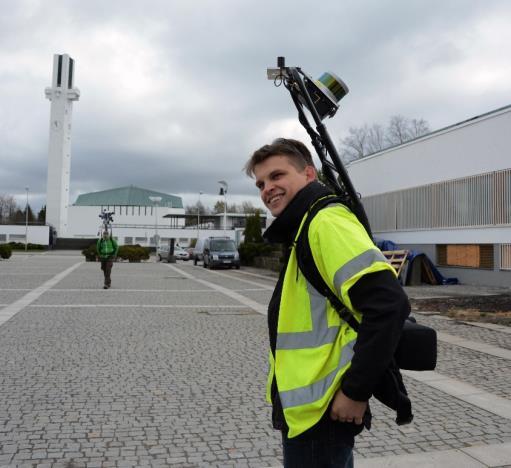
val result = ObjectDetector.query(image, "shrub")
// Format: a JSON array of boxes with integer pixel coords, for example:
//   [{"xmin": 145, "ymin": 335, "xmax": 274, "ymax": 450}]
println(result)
[
  {"xmin": 0, "ymin": 244, "xmax": 12, "ymax": 259},
  {"xmin": 243, "ymin": 212, "xmax": 263, "ymax": 243},
  {"xmin": 81, "ymin": 243, "xmax": 98, "ymax": 261},
  {"xmin": 118, "ymin": 244, "xmax": 150, "ymax": 262},
  {"xmin": 238, "ymin": 242, "xmax": 273, "ymax": 266},
  {"xmin": 8, "ymin": 242, "xmax": 45, "ymax": 251}
]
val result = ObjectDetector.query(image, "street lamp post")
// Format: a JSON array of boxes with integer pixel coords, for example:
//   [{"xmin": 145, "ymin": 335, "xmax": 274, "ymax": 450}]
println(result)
[
  {"xmin": 197, "ymin": 191, "xmax": 203, "ymax": 241},
  {"xmin": 25, "ymin": 187, "xmax": 29, "ymax": 251},
  {"xmin": 218, "ymin": 181, "xmax": 228, "ymax": 235},
  {"xmin": 149, "ymin": 196, "xmax": 162, "ymax": 261}
]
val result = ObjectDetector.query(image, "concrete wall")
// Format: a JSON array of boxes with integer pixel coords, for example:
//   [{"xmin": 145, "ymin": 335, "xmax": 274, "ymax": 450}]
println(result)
[
  {"xmin": 347, "ymin": 106, "xmax": 511, "ymax": 196},
  {"xmin": 0, "ymin": 225, "xmax": 50, "ymax": 245}
]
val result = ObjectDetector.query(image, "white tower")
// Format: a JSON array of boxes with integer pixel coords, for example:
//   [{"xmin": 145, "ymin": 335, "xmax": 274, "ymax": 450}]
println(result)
[{"xmin": 44, "ymin": 54, "xmax": 80, "ymax": 237}]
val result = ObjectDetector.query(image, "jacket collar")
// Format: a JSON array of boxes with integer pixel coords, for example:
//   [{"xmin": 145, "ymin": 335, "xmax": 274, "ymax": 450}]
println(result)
[{"xmin": 263, "ymin": 181, "xmax": 333, "ymax": 244}]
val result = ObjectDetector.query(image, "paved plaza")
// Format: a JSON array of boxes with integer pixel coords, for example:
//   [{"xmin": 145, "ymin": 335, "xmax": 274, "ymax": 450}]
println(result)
[{"xmin": 1, "ymin": 251, "xmax": 511, "ymax": 467}]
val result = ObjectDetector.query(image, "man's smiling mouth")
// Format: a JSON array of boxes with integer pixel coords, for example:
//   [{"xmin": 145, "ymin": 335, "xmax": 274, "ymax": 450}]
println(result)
[{"xmin": 267, "ymin": 194, "xmax": 284, "ymax": 205}]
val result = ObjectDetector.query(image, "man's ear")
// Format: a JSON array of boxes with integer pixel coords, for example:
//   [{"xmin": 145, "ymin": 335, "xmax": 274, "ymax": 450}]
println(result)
[{"xmin": 305, "ymin": 165, "xmax": 317, "ymax": 182}]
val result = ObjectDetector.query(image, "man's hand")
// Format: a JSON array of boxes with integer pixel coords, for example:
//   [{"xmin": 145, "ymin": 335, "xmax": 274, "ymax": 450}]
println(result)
[{"xmin": 330, "ymin": 389, "xmax": 367, "ymax": 425}]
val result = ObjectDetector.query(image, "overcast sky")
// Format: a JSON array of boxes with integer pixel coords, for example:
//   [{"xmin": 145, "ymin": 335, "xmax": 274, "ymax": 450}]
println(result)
[{"xmin": 1, "ymin": 0, "xmax": 510, "ymax": 213}]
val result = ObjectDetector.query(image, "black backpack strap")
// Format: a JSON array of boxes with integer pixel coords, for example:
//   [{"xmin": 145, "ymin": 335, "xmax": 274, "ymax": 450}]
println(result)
[{"xmin": 295, "ymin": 196, "xmax": 360, "ymax": 332}]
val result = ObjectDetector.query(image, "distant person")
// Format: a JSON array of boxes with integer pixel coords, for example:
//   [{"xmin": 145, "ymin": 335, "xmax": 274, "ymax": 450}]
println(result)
[
  {"xmin": 96, "ymin": 230, "xmax": 118, "ymax": 289},
  {"xmin": 245, "ymin": 138, "xmax": 410, "ymax": 468}
]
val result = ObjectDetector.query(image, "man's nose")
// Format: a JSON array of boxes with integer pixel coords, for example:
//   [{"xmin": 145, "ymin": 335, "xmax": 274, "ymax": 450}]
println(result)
[{"xmin": 261, "ymin": 182, "xmax": 274, "ymax": 199}]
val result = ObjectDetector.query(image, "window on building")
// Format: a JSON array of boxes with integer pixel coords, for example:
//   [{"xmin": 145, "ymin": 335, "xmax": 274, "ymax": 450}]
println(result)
[
  {"xmin": 124, "ymin": 237, "xmax": 133, "ymax": 245},
  {"xmin": 437, "ymin": 244, "xmax": 494, "ymax": 269}
]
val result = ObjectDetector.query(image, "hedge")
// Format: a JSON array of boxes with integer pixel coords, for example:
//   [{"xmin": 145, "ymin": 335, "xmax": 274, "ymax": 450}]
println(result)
[
  {"xmin": 0, "ymin": 244, "xmax": 12, "ymax": 259},
  {"xmin": 81, "ymin": 243, "xmax": 150, "ymax": 262},
  {"xmin": 118, "ymin": 245, "xmax": 150, "ymax": 262},
  {"xmin": 238, "ymin": 242, "xmax": 274, "ymax": 266},
  {"xmin": 8, "ymin": 242, "xmax": 45, "ymax": 250}
]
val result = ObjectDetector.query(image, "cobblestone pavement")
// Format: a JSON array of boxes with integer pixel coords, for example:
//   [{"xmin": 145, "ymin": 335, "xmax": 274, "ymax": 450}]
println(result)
[{"xmin": 0, "ymin": 252, "xmax": 510, "ymax": 467}]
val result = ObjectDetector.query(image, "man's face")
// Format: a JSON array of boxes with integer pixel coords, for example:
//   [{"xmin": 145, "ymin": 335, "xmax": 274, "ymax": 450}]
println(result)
[
  {"xmin": 253, "ymin": 155, "xmax": 316, "ymax": 217},
  {"xmin": 102, "ymin": 232, "xmax": 109, "ymax": 239}
]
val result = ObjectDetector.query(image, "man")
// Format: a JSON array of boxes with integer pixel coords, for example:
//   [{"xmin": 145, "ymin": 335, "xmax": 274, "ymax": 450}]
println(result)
[
  {"xmin": 245, "ymin": 138, "xmax": 410, "ymax": 467},
  {"xmin": 96, "ymin": 230, "xmax": 118, "ymax": 289}
]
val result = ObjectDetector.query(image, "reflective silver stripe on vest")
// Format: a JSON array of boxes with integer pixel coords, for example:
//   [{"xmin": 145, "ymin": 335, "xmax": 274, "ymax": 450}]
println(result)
[
  {"xmin": 276, "ymin": 280, "xmax": 340, "ymax": 350},
  {"xmin": 279, "ymin": 339, "xmax": 355, "ymax": 409},
  {"xmin": 333, "ymin": 249, "xmax": 387, "ymax": 294}
]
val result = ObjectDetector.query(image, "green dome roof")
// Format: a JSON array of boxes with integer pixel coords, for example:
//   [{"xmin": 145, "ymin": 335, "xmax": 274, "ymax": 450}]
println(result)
[{"xmin": 74, "ymin": 185, "xmax": 183, "ymax": 208}]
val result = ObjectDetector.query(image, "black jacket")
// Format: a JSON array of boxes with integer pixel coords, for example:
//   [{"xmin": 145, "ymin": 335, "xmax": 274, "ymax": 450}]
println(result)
[{"xmin": 264, "ymin": 181, "xmax": 410, "ymax": 435}]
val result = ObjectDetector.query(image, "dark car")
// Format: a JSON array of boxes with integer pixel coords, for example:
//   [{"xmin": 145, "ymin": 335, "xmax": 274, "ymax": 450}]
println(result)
[{"xmin": 202, "ymin": 237, "xmax": 240, "ymax": 269}]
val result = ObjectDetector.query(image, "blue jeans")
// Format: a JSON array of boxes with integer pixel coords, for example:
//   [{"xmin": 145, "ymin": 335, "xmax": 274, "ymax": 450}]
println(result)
[{"xmin": 282, "ymin": 428, "xmax": 354, "ymax": 468}]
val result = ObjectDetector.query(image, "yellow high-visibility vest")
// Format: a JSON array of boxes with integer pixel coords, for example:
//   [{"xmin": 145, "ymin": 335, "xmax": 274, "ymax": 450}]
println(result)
[{"xmin": 266, "ymin": 201, "xmax": 395, "ymax": 438}]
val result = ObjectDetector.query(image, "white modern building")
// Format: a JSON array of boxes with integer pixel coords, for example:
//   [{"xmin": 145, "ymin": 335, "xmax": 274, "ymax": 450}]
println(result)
[
  {"xmin": 67, "ymin": 185, "xmax": 265, "ymax": 247},
  {"xmin": 347, "ymin": 104, "xmax": 511, "ymax": 286}
]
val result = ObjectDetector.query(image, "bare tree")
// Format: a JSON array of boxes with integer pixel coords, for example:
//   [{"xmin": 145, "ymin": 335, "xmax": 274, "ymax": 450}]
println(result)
[
  {"xmin": 386, "ymin": 115, "xmax": 411, "ymax": 146},
  {"xmin": 185, "ymin": 201, "xmax": 208, "ymax": 215},
  {"xmin": 241, "ymin": 201, "xmax": 259, "ymax": 214},
  {"xmin": 366, "ymin": 123, "xmax": 386, "ymax": 154},
  {"xmin": 0, "ymin": 194, "xmax": 18, "ymax": 223},
  {"xmin": 340, "ymin": 125, "xmax": 369, "ymax": 163},
  {"xmin": 339, "ymin": 115, "xmax": 431, "ymax": 162},
  {"xmin": 409, "ymin": 118, "xmax": 430, "ymax": 138}
]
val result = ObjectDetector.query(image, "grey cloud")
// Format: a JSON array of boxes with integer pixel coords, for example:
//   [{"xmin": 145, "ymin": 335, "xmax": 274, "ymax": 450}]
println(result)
[{"xmin": 1, "ymin": 0, "xmax": 510, "ymax": 214}]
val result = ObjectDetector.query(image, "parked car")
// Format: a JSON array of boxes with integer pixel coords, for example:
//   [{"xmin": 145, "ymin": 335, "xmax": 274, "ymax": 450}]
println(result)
[
  {"xmin": 202, "ymin": 237, "xmax": 240, "ymax": 269},
  {"xmin": 157, "ymin": 244, "xmax": 170, "ymax": 261},
  {"xmin": 174, "ymin": 246, "xmax": 190, "ymax": 261},
  {"xmin": 157, "ymin": 244, "xmax": 190, "ymax": 261},
  {"xmin": 193, "ymin": 239, "xmax": 204, "ymax": 265}
]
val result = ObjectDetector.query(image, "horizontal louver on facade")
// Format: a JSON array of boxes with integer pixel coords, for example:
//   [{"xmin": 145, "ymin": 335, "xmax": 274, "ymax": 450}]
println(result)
[{"xmin": 362, "ymin": 168, "xmax": 511, "ymax": 231}]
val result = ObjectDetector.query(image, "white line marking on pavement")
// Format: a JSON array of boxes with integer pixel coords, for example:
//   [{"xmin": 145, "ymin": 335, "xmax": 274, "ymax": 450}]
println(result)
[
  {"xmin": 356, "ymin": 441, "xmax": 511, "ymax": 468},
  {"xmin": 231, "ymin": 269, "xmax": 278, "ymax": 281},
  {"xmin": 263, "ymin": 441, "xmax": 511, "ymax": 468},
  {"xmin": 461, "ymin": 321, "xmax": 511, "ymax": 334},
  {"xmin": 403, "ymin": 370, "xmax": 511, "ymax": 420},
  {"xmin": 0, "ymin": 261, "xmax": 83, "ymax": 326},
  {"xmin": 28, "ymin": 304, "xmax": 251, "ymax": 309},
  {"xmin": 38, "ymin": 288, "xmax": 219, "ymax": 293},
  {"xmin": 165, "ymin": 264, "xmax": 268, "ymax": 315},
  {"xmin": 191, "ymin": 266, "xmax": 275, "ymax": 290},
  {"xmin": 438, "ymin": 332, "xmax": 511, "ymax": 360}
]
